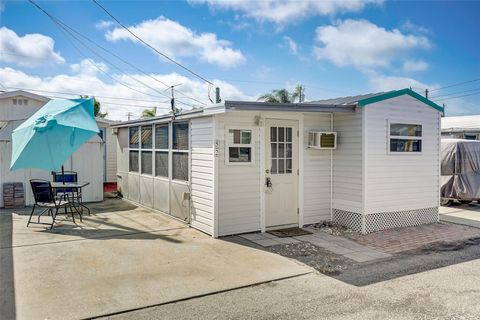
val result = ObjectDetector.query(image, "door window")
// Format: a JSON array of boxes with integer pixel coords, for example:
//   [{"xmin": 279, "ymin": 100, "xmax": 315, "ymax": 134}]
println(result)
[{"xmin": 270, "ymin": 127, "xmax": 293, "ymax": 174}]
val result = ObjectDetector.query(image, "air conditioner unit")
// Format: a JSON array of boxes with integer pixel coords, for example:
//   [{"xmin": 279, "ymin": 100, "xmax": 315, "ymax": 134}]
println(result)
[{"xmin": 307, "ymin": 131, "xmax": 337, "ymax": 149}]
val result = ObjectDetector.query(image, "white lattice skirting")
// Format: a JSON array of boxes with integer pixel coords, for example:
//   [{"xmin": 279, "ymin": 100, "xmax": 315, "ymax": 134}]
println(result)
[{"xmin": 333, "ymin": 207, "xmax": 439, "ymax": 234}]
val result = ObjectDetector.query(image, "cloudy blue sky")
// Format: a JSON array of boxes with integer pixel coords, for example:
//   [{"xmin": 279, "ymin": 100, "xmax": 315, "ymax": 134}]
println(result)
[{"xmin": 0, "ymin": 0, "xmax": 479, "ymax": 119}]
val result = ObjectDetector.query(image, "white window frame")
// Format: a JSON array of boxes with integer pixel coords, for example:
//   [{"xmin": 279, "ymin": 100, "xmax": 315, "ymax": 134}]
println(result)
[
  {"xmin": 140, "ymin": 125, "xmax": 153, "ymax": 176},
  {"xmin": 225, "ymin": 126, "xmax": 255, "ymax": 165},
  {"xmin": 387, "ymin": 120, "xmax": 423, "ymax": 155},
  {"xmin": 128, "ymin": 126, "xmax": 140, "ymax": 173},
  {"xmin": 171, "ymin": 121, "xmax": 190, "ymax": 182}
]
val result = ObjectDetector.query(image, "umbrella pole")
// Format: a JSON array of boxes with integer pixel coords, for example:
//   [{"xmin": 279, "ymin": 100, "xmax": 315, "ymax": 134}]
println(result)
[{"xmin": 62, "ymin": 165, "xmax": 65, "ymax": 185}]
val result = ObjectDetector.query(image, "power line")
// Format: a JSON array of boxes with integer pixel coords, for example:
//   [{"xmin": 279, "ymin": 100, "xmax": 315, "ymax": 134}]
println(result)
[
  {"xmin": 431, "ymin": 87, "xmax": 480, "ymax": 99},
  {"xmin": 434, "ymin": 91, "xmax": 480, "ymax": 102},
  {"xmin": 92, "ymin": 0, "xmax": 215, "ymax": 87},
  {"xmin": 24, "ymin": 92, "xmax": 173, "ymax": 110},
  {"xmin": 28, "ymin": 0, "xmax": 196, "ymax": 109},
  {"xmin": 49, "ymin": 18, "xmax": 207, "ymax": 106},
  {"xmin": 5, "ymin": 86, "xmax": 171, "ymax": 104},
  {"xmin": 430, "ymin": 77, "xmax": 480, "ymax": 92}
]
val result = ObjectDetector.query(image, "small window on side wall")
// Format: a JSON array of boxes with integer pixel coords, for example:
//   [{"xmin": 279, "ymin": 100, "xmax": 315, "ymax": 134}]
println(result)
[
  {"xmin": 227, "ymin": 129, "xmax": 254, "ymax": 164},
  {"xmin": 389, "ymin": 123, "xmax": 422, "ymax": 153}
]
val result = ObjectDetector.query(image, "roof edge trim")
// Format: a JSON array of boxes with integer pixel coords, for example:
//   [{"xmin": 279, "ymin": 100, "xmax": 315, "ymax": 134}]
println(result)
[{"xmin": 357, "ymin": 88, "xmax": 444, "ymax": 113}]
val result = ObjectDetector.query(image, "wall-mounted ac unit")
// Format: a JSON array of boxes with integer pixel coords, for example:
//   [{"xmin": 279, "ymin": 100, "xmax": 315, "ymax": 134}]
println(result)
[{"xmin": 308, "ymin": 131, "xmax": 337, "ymax": 149}]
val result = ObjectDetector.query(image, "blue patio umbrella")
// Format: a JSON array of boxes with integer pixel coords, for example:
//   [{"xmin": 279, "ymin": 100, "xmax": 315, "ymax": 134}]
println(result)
[{"xmin": 10, "ymin": 98, "xmax": 99, "ymax": 173}]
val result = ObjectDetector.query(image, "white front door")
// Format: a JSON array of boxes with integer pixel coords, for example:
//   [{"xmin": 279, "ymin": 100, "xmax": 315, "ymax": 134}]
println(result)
[{"xmin": 265, "ymin": 119, "xmax": 298, "ymax": 228}]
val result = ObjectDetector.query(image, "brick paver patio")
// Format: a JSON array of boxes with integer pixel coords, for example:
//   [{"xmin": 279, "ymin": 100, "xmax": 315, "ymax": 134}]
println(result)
[{"xmin": 349, "ymin": 222, "xmax": 480, "ymax": 254}]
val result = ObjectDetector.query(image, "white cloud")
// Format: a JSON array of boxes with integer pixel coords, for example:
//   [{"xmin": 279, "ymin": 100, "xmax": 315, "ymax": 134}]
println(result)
[
  {"xmin": 95, "ymin": 20, "xmax": 114, "ymax": 30},
  {"xmin": 314, "ymin": 19, "xmax": 431, "ymax": 69},
  {"xmin": 366, "ymin": 72, "xmax": 436, "ymax": 93},
  {"xmin": 190, "ymin": 0, "xmax": 383, "ymax": 25},
  {"xmin": 283, "ymin": 36, "xmax": 298, "ymax": 55},
  {"xmin": 70, "ymin": 59, "xmax": 109, "ymax": 76},
  {"xmin": 105, "ymin": 16, "xmax": 245, "ymax": 68},
  {"xmin": 0, "ymin": 65, "xmax": 252, "ymax": 120},
  {"xmin": 403, "ymin": 59, "xmax": 429, "ymax": 72},
  {"xmin": 401, "ymin": 20, "xmax": 430, "ymax": 34},
  {"xmin": 0, "ymin": 27, "xmax": 65, "ymax": 67}
]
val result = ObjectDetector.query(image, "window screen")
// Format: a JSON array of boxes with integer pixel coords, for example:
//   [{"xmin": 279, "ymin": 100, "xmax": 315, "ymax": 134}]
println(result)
[
  {"xmin": 129, "ymin": 150, "xmax": 139, "ymax": 172},
  {"xmin": 129, "ymin": 127, "xmax": 139, "ymax": 148},
  {"xmin": 141, "ymin": 151, "xmax": 152, "ymax": 175},
  {"xmin": 155, "ymin": 124, "xmax": 169, "ymax": 149},
  {"xmin": 390, "ymin": 139, "xmax": 422, "ymax": 152},
  {"xmin": 141, "ymin": 126, "xmax": 152, "ymax": 149},
  {"xmin": 390, "ymin": 124, "xmax": 422, "ymax": 137},
  {"xmin": 173, "ymin": 122, "xmax": 189, "ymax": 150},
  {"xmin": 155, "ymin": 151, "xmax": 168, "ymax": 177},
  {"xmin": 172, "ymin": 152, "xmax": 188, "ymax": 181}
]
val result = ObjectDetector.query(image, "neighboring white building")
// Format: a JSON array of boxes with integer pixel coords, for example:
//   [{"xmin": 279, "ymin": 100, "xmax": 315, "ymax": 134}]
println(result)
[
  {"xmin": 0, "ymin": 90, "xmax": 106, "ymax": 207},
  {"xmin": 114, "ymin": 88, "xmax": 443, "ymax": 236},
  {"xmin": 441, "ymin": 115, "xmax": 480, "ymax": 140},
  {"xmin": 96, "ymin": 117, "xmax": 119, "ymax": 183}
]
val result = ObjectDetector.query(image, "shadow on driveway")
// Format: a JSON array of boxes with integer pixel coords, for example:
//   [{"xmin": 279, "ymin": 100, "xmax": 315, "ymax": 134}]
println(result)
[{"xmin": 0, "ymin": 212, "xmax": 15, "ymax": 320}]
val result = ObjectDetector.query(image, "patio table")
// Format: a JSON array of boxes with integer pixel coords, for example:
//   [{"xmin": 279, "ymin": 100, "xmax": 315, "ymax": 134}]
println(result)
[{"xmin": 51, "ymin": 181, "xmax": 91, "ymax": 215}]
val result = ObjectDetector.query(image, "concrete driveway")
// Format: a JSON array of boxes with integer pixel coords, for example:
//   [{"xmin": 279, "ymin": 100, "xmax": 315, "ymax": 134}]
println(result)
[
  {"xmin": 440, "ymin": 202, "xmax": 480, "ymax": 228},
  {"xmin": 0, "ymin": 198, "xmax": 311, "ymax": 320}
]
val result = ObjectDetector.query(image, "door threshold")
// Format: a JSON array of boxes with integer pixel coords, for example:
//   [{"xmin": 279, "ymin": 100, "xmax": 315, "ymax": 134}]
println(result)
[{"xmin": 265, "ymin": 223, "xmax": 299, "ymax": 231}]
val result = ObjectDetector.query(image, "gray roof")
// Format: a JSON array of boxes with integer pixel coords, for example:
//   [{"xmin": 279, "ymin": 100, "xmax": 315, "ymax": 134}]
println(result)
[
  {"xmin": 309, "ymin": 91, "xmax": 385, "ymax": 105},
  {"xmin": 442, "ymin": 115, "xmax": 480, "ymax": 132}
]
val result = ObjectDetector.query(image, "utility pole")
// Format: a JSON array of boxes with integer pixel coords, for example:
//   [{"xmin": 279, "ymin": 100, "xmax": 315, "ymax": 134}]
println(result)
[
  {"xmin": 166, "ymin": 83, "xmax": 182, "ymax": 120},
  {"xmin": 425, "ymin": 88, "xmax": 429, "ymax": 99},
  {"xmin": 126, "ymin": 112, "xmax": 133, "ymax": 121},
  {"xmin": 215, "ymin": 87, "xmax": 221, "ymax": 103}
]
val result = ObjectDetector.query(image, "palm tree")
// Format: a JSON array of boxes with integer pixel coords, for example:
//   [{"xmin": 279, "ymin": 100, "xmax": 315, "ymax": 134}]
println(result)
[
  {"xmin": 80, "ymin": 95, "xmax": 107, "ymax": 118},
  {"xmin": 257, "ymin": 85, "xmax": 305, "ymax": 103},
  {"xmin": 142, "ymin": 107, "xmax": 157, "ymax": 118}
]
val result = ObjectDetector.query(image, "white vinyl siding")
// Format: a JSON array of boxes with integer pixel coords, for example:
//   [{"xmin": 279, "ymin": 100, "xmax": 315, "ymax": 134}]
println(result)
[
  {"xmin": 364, "ymin": 95, "xmax": 440, "ymax": 213},
  {"xmin": 216, "ymin": 112, "xmax": 261, "ymax": 236},
  {"xmin": 302, "ymin": 113, "xmax": 332, "ymax": 224},
  {"xmin": 332, "ymin": 109, "xmax": 364, "ymax": 213},
  {"xmin": 190, "ymin": 116, "xmax": 215, "ymax": 235}
]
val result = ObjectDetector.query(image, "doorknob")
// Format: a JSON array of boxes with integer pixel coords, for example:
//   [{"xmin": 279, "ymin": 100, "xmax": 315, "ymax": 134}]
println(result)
[{"xmin": 265, "ymin": 177, "xmax": 272, "ymax": 188}]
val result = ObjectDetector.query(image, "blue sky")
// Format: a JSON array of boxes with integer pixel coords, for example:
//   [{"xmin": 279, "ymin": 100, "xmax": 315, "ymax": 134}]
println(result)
[{"xmin": 0, "ymin": 0, "xmax": 479, "ymax": 119}]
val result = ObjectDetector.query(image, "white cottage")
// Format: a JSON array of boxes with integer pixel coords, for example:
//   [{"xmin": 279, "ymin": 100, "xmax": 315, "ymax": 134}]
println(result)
[
  {"xmin": 114, "ymin": 88, "xmax": 443, "ymax": 236},
  {"xmin": 0, "ymin": 90, "xmax": 104, "ymax": 207}
]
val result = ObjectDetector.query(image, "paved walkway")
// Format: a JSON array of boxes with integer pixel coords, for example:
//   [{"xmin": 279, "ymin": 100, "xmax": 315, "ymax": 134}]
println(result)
[
  {"xmin": 350, "ymin": 222, "xmax": 480, "ymax": 253},
  {"xmin": 239, "ymin": 228, "xmax": 390, "ymax": 262}
]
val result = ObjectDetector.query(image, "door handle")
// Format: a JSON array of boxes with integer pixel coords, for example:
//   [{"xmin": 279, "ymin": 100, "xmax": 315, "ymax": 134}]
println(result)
[
  {"xmin": 265, "ymin": 177, "xmax": 272, "ymax": 188},
  {"xmin": 265, "ymin": 169, "xmax": 270, "ymax": 174}
]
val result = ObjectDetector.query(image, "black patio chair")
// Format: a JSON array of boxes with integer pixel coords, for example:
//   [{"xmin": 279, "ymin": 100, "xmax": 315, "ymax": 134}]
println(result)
[{"xmin": 29, "ymin": 179, "xmax": 79, "ymax": 229}]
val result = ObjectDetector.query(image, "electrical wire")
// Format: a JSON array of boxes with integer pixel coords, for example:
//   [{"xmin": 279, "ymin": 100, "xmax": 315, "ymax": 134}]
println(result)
[
  {"xmin": 92, "ymin": 0, "xmax": 215, "ymax": 87},
  {"xmin": 431, "ymin": 87, "xmax": 480, "ymax": 99},
  {"xmin": 434, "ymin": 91, "xmax": 480, "ymax": 102},
  {"xmin": 49, "ymin": 18, "xmax": 207, "ymax": 106},
  {"xmin": 429, "ymin": 77, "xmax": 480, "ymax": 92},
  {"xmin": 22, "ymin": 92, "xmax": 173, "ymax": 110},
  {"xmin": 28, "ymin": 0, "xmax": 196, "ymax": 109},
  {"xmin": 5, "ymin": 86, "xmax": 172, "ymax": 104}
]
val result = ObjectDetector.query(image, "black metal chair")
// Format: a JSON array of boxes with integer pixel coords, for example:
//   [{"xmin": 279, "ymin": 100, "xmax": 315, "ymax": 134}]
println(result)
[{"xmin": 29, "ymin": 179, "xmax": 78, "ymax": 229}]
